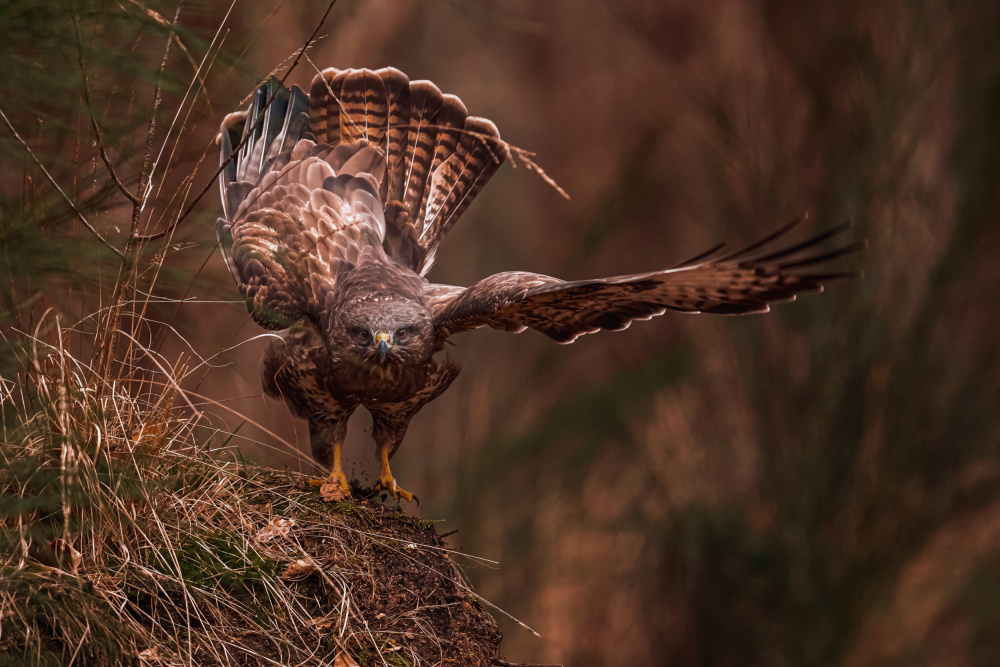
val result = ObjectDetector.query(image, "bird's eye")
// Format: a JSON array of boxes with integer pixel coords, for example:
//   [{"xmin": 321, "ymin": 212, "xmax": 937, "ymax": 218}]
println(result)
[
  {"xmin": 357, "ymin": 329, "xmax": 371, "ymax": 341},
  {"xmin": 395, "ymin": 327, "xmax": 408, "ymax": 341}
]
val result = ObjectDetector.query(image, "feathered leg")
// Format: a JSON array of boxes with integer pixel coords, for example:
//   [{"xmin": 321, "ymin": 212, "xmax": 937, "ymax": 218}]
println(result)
[
  {"xmin": 310, "ymin": 420, "xmax": 352, "ymax": 501},
  {"xmin": 370, "ymin": 414, "xmax": 416, "ymax": 503}
]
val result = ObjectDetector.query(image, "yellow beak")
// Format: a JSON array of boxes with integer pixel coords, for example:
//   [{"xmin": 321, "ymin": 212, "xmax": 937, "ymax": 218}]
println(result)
[{"xmin": 375, "ymin": 331, "xmax": 391, "ymax": 360}]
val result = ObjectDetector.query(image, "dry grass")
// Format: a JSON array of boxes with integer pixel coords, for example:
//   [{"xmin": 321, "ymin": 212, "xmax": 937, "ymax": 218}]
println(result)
[
  {"xmin": 0, "ymin": 324, "xmax": 504, "ymax": 667},
  {"xmin": 0, "ymin": 4, "xmax": 542, "ymax": 664}
]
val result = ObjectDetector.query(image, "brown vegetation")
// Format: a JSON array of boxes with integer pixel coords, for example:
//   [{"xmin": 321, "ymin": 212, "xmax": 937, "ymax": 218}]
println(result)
[
  {"xmin": 0, "ymin": 336, "xmax": 504, "ymax": 665},
  {"xmin": 2, "ymin": 1, "xmax": 999, "ymax": 665}
]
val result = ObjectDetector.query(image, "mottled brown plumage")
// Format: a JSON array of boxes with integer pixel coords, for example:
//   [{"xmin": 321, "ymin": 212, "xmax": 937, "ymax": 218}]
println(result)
[{"xmin": 216, "ymin": 67, "xmax": 860, "ymax": 501}]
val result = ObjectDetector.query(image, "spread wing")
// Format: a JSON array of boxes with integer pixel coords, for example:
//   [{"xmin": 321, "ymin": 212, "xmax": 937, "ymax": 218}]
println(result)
[
  {"xmin": 432, "ymin": 218, "xmax": 863, "ymax": 343},
  {"xmin": 217, "ymin": 79, "xmax": 388, "ymax": 329},
  {"xmin": 217, "ymin": 71, "xmax": 509, "ymax": 329}
]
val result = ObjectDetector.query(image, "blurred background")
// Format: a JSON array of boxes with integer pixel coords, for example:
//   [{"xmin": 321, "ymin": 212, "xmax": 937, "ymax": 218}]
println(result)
[{"xmin": 3, "ymin": 0, "xmax": 1000, "ymax": 665}]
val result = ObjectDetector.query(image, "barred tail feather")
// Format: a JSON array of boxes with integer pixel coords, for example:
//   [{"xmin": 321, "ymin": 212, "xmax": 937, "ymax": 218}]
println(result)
[
  {"xmin": 307, "ymin": 67, "xmax": 509, "ymax": 274},
  {"xmin": 417, "ymin": 116, "xmax": 509, "ymax": 270},
  {"xmin": 219, "ymin": 69, "xmax": 509, "ymax": 282},
  {"xmin": 380, "ymin": 67, "xmax": 412, "ymax": 205}
]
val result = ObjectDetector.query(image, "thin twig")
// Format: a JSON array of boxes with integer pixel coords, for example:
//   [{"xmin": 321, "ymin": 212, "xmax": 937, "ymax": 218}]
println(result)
[
  {"xmin": 133, "ymin": 2, "xmax": 183, "ymax": 228},
  {"xmin": 0, "ymin": 106, "xmax": 124, "ymax": 258},
  {"xmin": 123, "ymin": 0, "xmax": 210, "ymax": 101},
  {"xmin": 96, "ymin": 2, "xmax": 183, "ymax": 379},
  {"xmin": 494, "ymin": 660, "xmax": 563, "ymax": 667},
  {"xmin": 134, "ymin": 0, "xmax": 339, "ymax": 243},
  {"xmin": 139, "ymin": 0, "xmax": 288, "ymax": 244},
  {"xmin": 73, "ymin": 13, "xmax": 141, "ymax": 206},
  {"xmin": 142, "ymin": 3, "xmax": 234, "ymax": 229}
]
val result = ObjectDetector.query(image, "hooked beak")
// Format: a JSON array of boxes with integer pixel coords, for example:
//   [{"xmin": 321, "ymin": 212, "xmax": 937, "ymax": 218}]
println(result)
[{"xmin": 375, "ymin": 331, "xmax": 391, "ymax": 361}]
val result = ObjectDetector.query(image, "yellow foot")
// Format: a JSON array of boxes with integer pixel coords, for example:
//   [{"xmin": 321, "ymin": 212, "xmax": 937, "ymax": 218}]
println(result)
[
  {"xmin": 374, "ymin": 474, "xmax": 416, "ymax": 503},
  {"xmin": 315, "ymin": 468, "xmax": 352, "ymax": 502}
]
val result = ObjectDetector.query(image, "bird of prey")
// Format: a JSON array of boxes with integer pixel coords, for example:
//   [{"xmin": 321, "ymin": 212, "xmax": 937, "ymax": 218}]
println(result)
[{"xmin": 216, "ymin": 67, "xmax": 859, "ymax": 502}]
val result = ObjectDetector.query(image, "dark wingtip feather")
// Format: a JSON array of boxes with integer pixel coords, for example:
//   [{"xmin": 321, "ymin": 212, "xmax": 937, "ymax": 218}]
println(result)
[
  {"xmin": 717, "ymin": 212, "xmax": 809, "ymax": 262},
  {"xmin": 741, "ymin": 219, "xmax": 855, "ymax": 266},
  {"xmin": 786, "ymin": 269, "xmax": 863, "ymax": 284},
  {"xmin": 670, "ymin": 241, "xmax": 726, "ymax": 269},
  {"xmin": 778, "ymin": 240, "xmax": 867, "ymax": 270}
]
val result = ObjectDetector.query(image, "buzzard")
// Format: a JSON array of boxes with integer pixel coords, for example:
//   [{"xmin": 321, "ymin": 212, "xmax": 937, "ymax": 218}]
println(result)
[{"xmin": 216, "ymin": 67, "xmax": 859, "ymax": 502}]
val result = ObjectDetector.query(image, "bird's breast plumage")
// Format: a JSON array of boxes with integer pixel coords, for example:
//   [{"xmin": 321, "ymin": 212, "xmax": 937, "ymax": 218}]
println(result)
[{"xmin": 260, "ymin": 321, "xmax": 457, "ymax": 425}]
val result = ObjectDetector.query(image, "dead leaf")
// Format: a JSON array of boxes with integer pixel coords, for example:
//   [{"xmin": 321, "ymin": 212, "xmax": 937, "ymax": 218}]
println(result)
[
  {"xmin": 307, "ymin": 617, "xmax": 334, "ymax": 630},
  {"xmin": 320, "ymin": 480, "xmax": 350, "ymax": 502},
  {"xmin": 256, "ymin": 517, "xmax": 295, "ymax": 543},
  {"xmin": 281, "ymin": 558, "xmax": 320, "ymax": 579},
  {"xmin": 138, "ymin": 647, "xmax": 159, "ymax": 662},
  {"xmin": 333, "ymin": 651, "xmax": 360, "ymax": 667},
  {"xmin": 49, "ymin": 538, "xmax": 82, "ymax": 574}
]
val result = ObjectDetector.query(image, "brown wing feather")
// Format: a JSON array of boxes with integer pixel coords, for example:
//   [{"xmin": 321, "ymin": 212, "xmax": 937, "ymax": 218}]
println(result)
[
  {"xmin": 432, "ymin": 220, "xmax": 863, "ymax": 343},
  {"xmin": 218, "ymin": 70, "xmax": 510, "ymax": 328},
  {"xmin": 218, "ymin": 78, "xmax": 385, "ymax": 330}
]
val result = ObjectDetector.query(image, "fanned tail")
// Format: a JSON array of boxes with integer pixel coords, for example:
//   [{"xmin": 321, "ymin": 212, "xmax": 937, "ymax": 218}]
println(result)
[
  {"xmin": 216, "ymin": 68, "xmax": 509, "ymax": 289},
  {"xmin": 309, "ymin": 67, "xmax": 509, "ymax": 275}
]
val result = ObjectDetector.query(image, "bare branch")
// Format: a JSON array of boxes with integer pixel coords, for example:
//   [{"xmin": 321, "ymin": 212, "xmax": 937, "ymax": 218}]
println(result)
[
  {"xmin": 96, "ymin": 2, "xmax": 183, "ymax": 379},
  {"xmin": 134, "ymin": 0, "xmax": 339, "ymax": 243},
  {"xmin": 73, "ymin": 13, "xmax": 141, "ymax": 206},
  {"xmin": 142, "ymin": 2, "xmax": 235, "ymax": 221},
  {"xmin": 132, "ymin": 1, "xmax": 183, "ymax": 237},
  {"xmin": 0, "ymin": 106, "xmax": 124, "ymax": 259}
]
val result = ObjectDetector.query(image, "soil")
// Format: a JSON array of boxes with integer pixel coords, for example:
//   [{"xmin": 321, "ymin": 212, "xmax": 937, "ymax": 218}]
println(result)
[{"xmin": 249, "ymin": 475, "xmax": 503, "ymax": 666}]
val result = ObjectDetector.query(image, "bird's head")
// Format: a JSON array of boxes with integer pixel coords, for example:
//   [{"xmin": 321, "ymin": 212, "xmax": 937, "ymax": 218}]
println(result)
[{"xmin": 325, "ymin": 293, "xmax": 435, "ymax": 370}]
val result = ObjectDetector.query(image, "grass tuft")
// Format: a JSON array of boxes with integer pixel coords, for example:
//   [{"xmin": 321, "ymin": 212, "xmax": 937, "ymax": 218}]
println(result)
[{"xmin": 0, "ymin": 332, "xmax": 502, "ymax": 666}]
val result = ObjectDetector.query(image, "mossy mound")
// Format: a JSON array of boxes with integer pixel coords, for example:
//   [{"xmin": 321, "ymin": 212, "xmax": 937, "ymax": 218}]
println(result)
[
  {"xmin": 1, "ymin": 466, "xmax": 503, "ymax": 666},
  {"xmin": 0, "ymin": 352, "xmax": 501, "ymax": 666}
]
